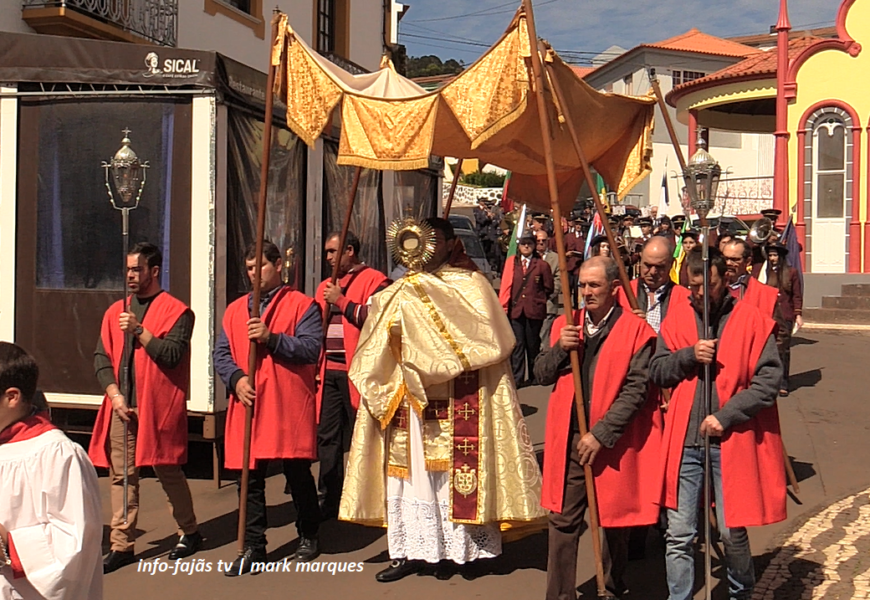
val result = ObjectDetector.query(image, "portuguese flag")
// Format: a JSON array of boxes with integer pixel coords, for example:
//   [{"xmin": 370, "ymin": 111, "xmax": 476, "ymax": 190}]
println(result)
[{"xmin": 498, "ymin": 204, "xmax": 527, "ymax": 312}]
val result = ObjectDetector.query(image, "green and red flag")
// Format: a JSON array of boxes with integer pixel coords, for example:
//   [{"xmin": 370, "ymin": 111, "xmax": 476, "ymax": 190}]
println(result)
[{"xmin": 498, "ymin": 203, "xmax": 527, "ymax": 311}]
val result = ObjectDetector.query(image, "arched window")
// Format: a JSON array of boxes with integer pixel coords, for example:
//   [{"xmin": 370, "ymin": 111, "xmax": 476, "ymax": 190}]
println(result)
[
  {"xmin": 814, "ymin": 116, "xmax": 847, "ymax": 219},
  {"xmin": 802, "ymin": 107, "xmax": 855, "ymax": 273}
]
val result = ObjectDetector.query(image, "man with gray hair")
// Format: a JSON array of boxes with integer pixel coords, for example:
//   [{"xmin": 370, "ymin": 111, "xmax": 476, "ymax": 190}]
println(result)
[{"xmin": 535, "ymin": 256, "xmax": 662, "ymax": 599}]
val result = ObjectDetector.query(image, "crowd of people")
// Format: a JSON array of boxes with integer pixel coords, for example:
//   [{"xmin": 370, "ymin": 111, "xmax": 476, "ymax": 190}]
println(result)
[{"xmin": 0, "ymin": 205, "xmax": 801, "ymax": 600}]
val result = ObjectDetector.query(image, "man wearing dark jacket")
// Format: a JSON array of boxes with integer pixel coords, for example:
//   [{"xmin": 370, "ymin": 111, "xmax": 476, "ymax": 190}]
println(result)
[
  {"xmin": 509, "ymin": 233, "xmax": 554, "ymax": 386},
  {"xmin": 753, "ymin": 243, "xmax": 803, "ymax": 396}
]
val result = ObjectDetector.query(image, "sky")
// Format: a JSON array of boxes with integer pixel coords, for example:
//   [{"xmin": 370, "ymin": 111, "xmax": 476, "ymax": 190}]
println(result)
[{"xmin": 398, "ymin": 0, "xmax": 837, "ymax": 66}]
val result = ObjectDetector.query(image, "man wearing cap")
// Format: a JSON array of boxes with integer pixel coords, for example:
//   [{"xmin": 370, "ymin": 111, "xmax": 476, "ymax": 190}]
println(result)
[
  {"xmin": 565, "ymin": 214, "xmax": 586, "ymax": 309},
  {"xmin": 474, "ymin": 198, "xmax": 498, "ymax": 268},
  {"xmin": 752, "ymin": 243, "xmax": 802, "ymax": 397},
  {"xmin": 508, "ymin": 233, "xmax": 554, "ymax": 386}
]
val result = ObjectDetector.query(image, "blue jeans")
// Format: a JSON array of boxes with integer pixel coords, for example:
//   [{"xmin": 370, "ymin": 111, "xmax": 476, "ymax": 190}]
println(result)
[{"xmin": 665, "ymin": 446, "xmax": 755, "ymax": 600}]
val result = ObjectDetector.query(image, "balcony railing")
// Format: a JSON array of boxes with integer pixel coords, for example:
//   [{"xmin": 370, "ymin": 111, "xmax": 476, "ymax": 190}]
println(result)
[{"xmin": 23, "ymin": 0, "xmax": 178, "ymax": 47}]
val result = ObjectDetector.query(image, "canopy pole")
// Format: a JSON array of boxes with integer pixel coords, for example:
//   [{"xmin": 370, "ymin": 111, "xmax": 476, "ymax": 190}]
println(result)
[
  {"xmin": 522, "ymin": 1, "xmax": 607, "ymax": 596},
  {"xmin": 649, "ymin": 77, "xmax": 705, "ymax": 229},
  {"xmin": 239, "ymin": 12, "xmax": 281, "ymax": 557},
  {"xmin": 442, "ymin": 158, "xmax": 464, "ymax": 218},
  {"xmin": 543, "ymin": 58, "xmax": 639, "ymax": 311},
  {"xmin": 321, "ymin": 166, "xmax": 363, "ymax": 341}
]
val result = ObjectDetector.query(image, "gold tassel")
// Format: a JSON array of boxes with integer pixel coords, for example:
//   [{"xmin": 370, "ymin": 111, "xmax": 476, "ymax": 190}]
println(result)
[
  {"xmin": 426, "ymin": 459, "xmax": 451, "ymax": 472},
  {"xmin": 387, "ymin": 465, "xmax": 409, "ymax": 480}
]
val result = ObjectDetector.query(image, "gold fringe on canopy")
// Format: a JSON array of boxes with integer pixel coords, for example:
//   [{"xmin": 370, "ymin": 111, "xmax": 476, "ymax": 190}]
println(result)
[{"xmin": 269, "ymin": 5, "xmax": 656, "ymax": 213}]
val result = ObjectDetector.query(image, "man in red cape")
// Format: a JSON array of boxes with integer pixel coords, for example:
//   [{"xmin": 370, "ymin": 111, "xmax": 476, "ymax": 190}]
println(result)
[
  {"xmin": 723, "ymin": 239, "xmax": 779, "ymax": 317},
  {"xmin": 535, "ymin": 256, "xmax": 661, "ymax": 600},
  {"xmin": 90, "ymin": 242, "xmax": 200, "ymax": 573},
  {"xmin": 315, "ymin": 230, "xmax": 389, "ymax": 519},
  {"xmin": 215, "ymin": 240, "xmax": 323, "ymax": 576},
  {"xmin": 650, "ymin": 247, "xmax": 785, "ymax": 600}
]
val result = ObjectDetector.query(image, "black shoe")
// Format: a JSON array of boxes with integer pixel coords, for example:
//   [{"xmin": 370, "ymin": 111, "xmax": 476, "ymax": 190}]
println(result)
[
  {"xmin": 434, "ymin": 560, "xmax": 458, "ymax": 580},
  {"xmin": 779, "ymin": 389, "xmax": 789, "ymax": 397},
  {"xmin": 224, "ymin": 546, "xmax": 267, "ymax": 577},
  {"xmin": 103, "ymin": 550, "xmax": 135, "ymax": 574},
  {"xmin": 293, "ymin": 535, "xmax": 320, "ymax": 562},
  {"xmin": 375, "ymin": 558, "xmax": 424, "ymax": 582},
  {"xmin": 168, "ymin": 531, "xmax": 203, "ymax": 560}
]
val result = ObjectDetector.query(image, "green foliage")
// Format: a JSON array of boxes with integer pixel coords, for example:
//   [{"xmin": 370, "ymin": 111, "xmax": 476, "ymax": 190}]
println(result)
[
  {"xmin": 461, "ymin": 170, "xmax": 506, "ymax": 188},
  {"xmin": 406, "ymin": 55, "xmax": 464, "ymax": 78}
]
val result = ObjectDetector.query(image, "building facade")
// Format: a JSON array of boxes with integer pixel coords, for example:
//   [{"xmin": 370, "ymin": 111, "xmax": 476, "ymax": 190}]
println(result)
[
  {"xmin": 0, "ymin": 0, "xmax": 427, "ymax": 440},
  {"xmin": 583, "ymin": 29, "xmax": 775, "ymax": 217},
  {"xmin": 668, "ymin": 0, "xmax": 870, "ymax": 276}
]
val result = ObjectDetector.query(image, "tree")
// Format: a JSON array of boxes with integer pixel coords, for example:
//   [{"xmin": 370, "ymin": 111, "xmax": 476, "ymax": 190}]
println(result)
[{"xmin": 406, "ymin": 55, "xmax": 465, "ymax": 79}]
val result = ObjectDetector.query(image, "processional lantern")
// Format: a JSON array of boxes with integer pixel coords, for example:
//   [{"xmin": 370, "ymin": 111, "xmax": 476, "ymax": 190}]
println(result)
[
  {"xmin": 103, "ymin": 128, "xmax": 149, "ymax": 210},
  {"xmin": 684, "ymin": 133, "xmax": 721, "ymax": 219},
  {"xmin": 100, "ymin": 127, "xmax": 149, "ymax": 526}
]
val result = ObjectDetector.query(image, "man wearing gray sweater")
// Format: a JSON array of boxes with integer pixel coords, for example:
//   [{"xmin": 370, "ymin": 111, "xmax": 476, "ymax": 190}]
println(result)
[{"xmin": 650, "ymin": 247, "xmax": 786, "ymax": 600}]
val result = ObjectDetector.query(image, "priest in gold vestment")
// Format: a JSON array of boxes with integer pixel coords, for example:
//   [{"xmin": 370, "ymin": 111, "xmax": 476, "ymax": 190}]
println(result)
[{"xmin": 339, "ymin": 217, "xmax": 545, "ymax": 582}]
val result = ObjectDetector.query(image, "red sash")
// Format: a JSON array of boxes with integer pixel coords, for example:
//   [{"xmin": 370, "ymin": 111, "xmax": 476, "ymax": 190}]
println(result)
[
  {"xmin": 541, "ymin": 310, "xmax": 662, "ymax": 527},
  {"xmin": 88, "ymin": 293, "xmax": 191, "ymax": 468},
  {"xmin": 659, "ymin": 294, "xmax": 786, "ymax": 527},
  {"xmin": 223, "ymin": 287, "xmax": 318, "ymax": 469},
  {"xmin": 744, "ymin": 277, "xmax": 779, "ymax": 318}
]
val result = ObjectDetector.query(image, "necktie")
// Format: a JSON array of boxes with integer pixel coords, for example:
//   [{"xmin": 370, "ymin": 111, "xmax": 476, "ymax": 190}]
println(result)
[{"xmin": 522, "ymin": 258, "xmax": 529, "ymax": 274}]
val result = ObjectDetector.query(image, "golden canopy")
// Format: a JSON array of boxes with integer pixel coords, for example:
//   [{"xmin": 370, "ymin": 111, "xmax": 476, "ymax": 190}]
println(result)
[{"xmin": 271, "ymin": 7, "xmax": 655, "ymax": 212}]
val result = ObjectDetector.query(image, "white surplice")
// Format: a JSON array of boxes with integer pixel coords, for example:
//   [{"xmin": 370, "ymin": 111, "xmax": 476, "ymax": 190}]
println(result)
[
  {"xmin": 386, "ymin": 410, "xmax": 501, "ymax": 564},
  {"xmin": 1, "ymin": 429, "xmax": 103, "ymax": 600}
]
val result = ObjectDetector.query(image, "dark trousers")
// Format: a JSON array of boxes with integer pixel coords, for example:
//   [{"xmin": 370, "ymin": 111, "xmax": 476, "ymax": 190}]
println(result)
[
  {"xmin": 317, "ymin": 369, "xmax": 356, "ymax": 515},
  {"xmin": 569, "ymin": 271, "xmax": 580, "ymax": 310},
  {"xmin": 780, "ymin": 320, "xmax": 793, "ymax": 391},
  {"xmin": 547, "ymin": 432, "xmax": 629, "ymax": 600},
  {"xmin": 511, "ymin": 314, "xmax": 543, "ymax": 384},
  {"xmin": 237, "ymin": 459, "xmax": 321, "ymax": 550}
]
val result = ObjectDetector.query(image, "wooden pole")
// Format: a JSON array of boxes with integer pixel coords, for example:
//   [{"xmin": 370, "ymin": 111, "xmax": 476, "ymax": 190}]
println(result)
[
  {"xmin": 649, "ymin": 77, "xmax": 707, "ymax": 229},
  {"xmin": 543, "ymin": 58, "xmax": 639, "ymax": 311},
  {"xmin": 239, "ymin": 14, "xmax": 280, "ymax": 556},
  {"xmin": 442, "ymin": 158, "xmax": 464, "ymax": 218},
  {"xmin": 321, "ymin": 166, "xmax": 363, "ymax": 339},
  {"xmin": 521, "ymin": 1, "xmax": 606, "ymax": 596}
]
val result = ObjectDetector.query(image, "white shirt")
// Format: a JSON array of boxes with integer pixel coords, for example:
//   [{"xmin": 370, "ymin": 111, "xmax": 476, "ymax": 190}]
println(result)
[{"xmin": 0, "ymin": 428, "xmax": 103, "ymax": 600}]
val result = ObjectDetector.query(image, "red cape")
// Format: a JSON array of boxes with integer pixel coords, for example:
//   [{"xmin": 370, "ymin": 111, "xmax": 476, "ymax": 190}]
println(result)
[
  {"xmin": 744, "ymin": 276, "xmax": 779, "ymax": 318},
  {"xmin": 223, "ymin": 287, "xmax": 318, "ymax": 469},
  {"xmin": 659, "ymin": 294, "xmax": 786, "ymax": 528},
  {"xmin": 315, "ymin": 265, "xmax": 389, "ymax": 415},
  {"xmin": 542, "ymin": 309, "xmax": 663, "ymax": 527},
  {"xmin": 89, "ymin": 293, "xmax": 191, "ymax": 468}
]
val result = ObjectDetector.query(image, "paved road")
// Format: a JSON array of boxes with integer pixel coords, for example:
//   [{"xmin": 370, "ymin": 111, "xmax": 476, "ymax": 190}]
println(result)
[{"xmin": 91, "ymin": 330, "xmax": 870, "ymax": 600}]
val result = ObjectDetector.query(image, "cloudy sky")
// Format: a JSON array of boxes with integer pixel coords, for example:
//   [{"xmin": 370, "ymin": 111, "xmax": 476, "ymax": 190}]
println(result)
[{"xmin": 399, "ymin": 0, "xmax": 837, "ymax": 65}]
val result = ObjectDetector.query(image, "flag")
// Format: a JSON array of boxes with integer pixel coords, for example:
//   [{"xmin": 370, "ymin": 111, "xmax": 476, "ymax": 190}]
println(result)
[
  {"xmin": 670, "ymin": 217, "xmax": 689, "ymax": 284},
  {"xmin": 500, "ymin": 171, "xmax": 514, "ymax": 213},
  {"xmin": 498, "ymin": 204, "xmax": 527, "ymax": 311},
  {"xmin": 595, "ymin": 173, "xmax": 608, "ymax": 211},
  {"xmin": 780, "ymin": 214, "xmax": 804, "ymax": 290},
  {"xmin": 658, "ymin": 157, "xmax": 670, "ymax": 217},
  {"xmin": 584, "ymin": 211, "xmax": 605, "ymax": 260}
]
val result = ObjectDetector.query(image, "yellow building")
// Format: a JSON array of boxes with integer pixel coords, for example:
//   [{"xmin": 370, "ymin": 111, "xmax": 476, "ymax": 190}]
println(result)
[{"xmin": 668, "ymin": 0, "xmax": 869, "ymax": 277}]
